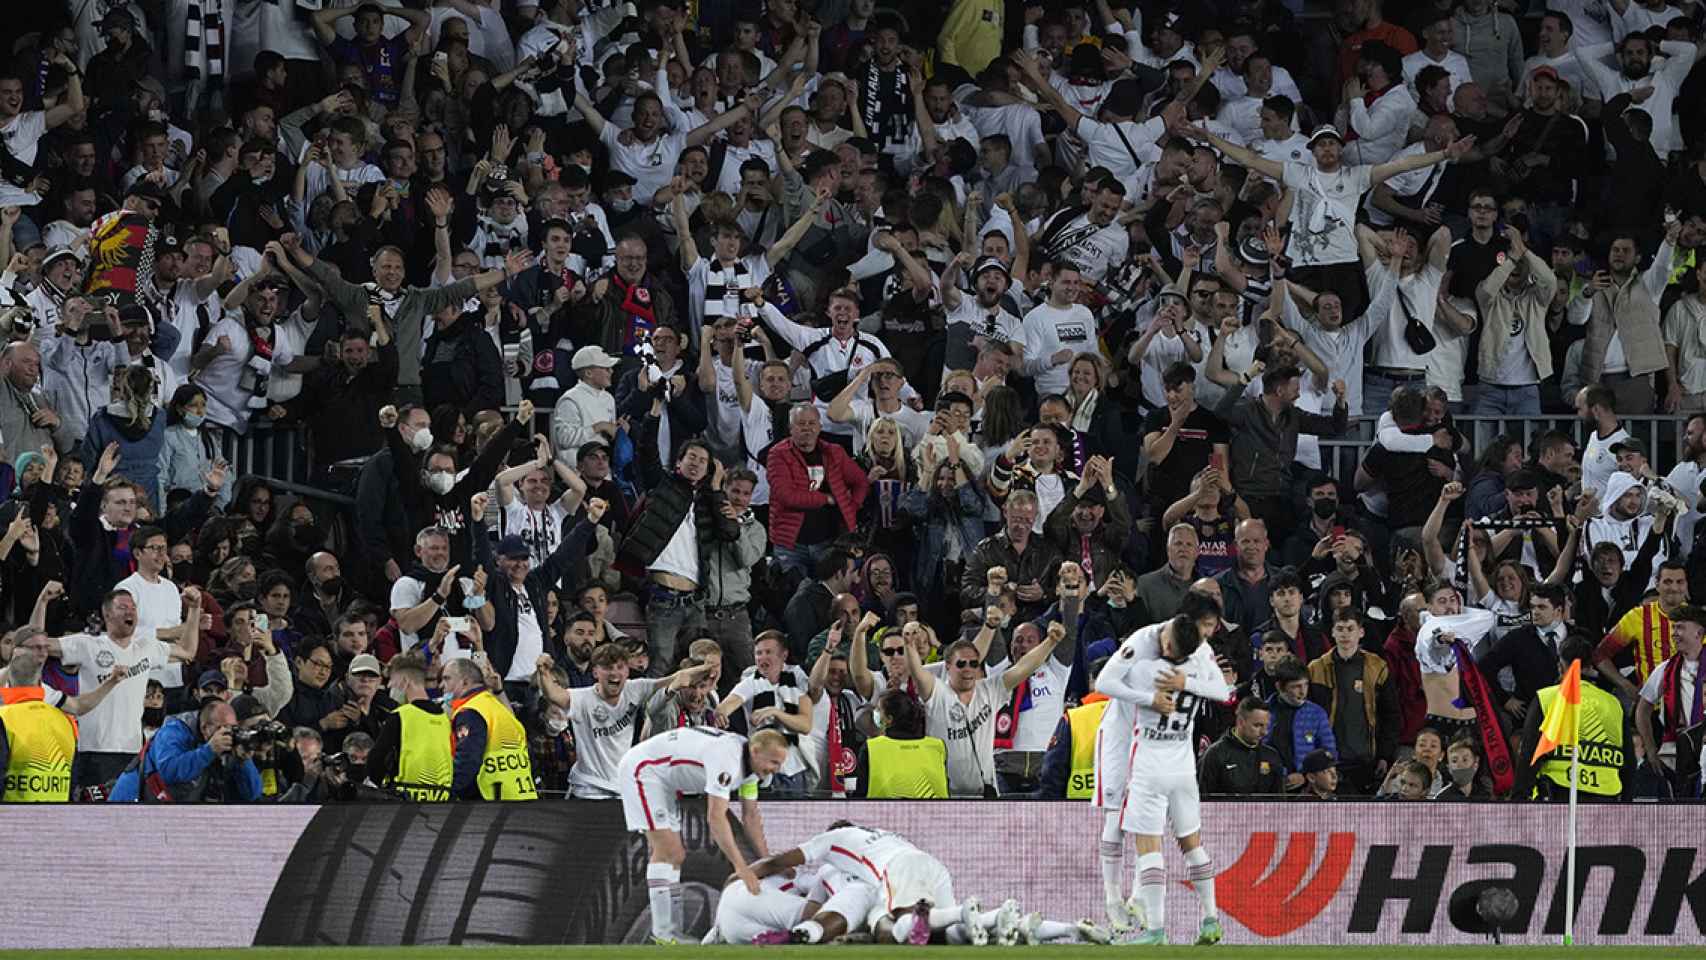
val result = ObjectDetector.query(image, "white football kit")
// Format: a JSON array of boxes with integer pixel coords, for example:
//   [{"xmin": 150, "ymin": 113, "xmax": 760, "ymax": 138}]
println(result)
[
  {"xmin": 1091, "ymin": 623, "xmax": 1165, "ymax": 811},
  {"xmin": 798, "ymin": 825, "xmax": 956, "ymax": 924},
  {"xmin": 618, "ymin": 727, "xmax": 757, "ymax": 833}
]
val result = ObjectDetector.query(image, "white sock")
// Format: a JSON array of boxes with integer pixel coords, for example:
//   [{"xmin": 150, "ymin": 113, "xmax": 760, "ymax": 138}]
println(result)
[
  {"xmin": 792, "ymin": 920, "xmax": 824, "ymax": 943},
  {"xmin": 890, "ymin": 914, "xmax": 914, "ymax": 943},
  {"xmin": 1137, "ymin": 852, "xmax": 1166, "ymax": 931},
  {"xmin": 1100, "ymin": 839, "xmax": 1126, "ymax": 908},
  {"xmin": 927, "ymin": 906, "xmax": 962, "ymax": 929},
  {"xmin": 1035, "ymin": 919, "xmax": 1080, "ymax": 941},
  {"xmin": 1185, "ymin": 846, "xmax": 1218, "ymax": 920},
  {"xmin": 975, "ymin": 908, "xmax": 1003, "ymax": 927},
  {"xmin": 945, "ymin": 925, "xmax": 971, "ymax": 944},
  {"xmin": 646, "ymin": 862, "xmax": 680, "ymax": 940}
]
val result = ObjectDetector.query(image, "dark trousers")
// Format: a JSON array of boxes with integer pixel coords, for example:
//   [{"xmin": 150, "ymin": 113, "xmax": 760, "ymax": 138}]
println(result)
[{"xmin": 72, "ymin": 751, "xmax": 134, "ymax": 799}]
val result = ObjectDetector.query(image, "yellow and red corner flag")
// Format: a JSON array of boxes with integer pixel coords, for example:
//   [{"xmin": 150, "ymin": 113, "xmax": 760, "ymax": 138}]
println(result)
[{"xmin": 1532, "ymin": 659, "xmax": 1583, "ymax": 764}]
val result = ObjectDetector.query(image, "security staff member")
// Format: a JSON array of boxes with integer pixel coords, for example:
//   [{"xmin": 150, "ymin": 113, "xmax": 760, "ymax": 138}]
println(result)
[
  {"xmin": 1513, "ymin": 637, "xmax": 1628, "ymax": 801},
  {"xmin": 368, "ymin": 653, "xmax": 453, "ymax": 801},
  {"xmin": 1035, "ymin": 691, "xmax": 1110, "ymax": 799},
  {"xmin": 0, "ymin": 645, "xmax": 125, "ymax": 802},
  {"xmin": 850, "ymin": 688, "xmax": 948, "ymax": 798},
  {"xmin": 444, "ymin": 658, "xmax": 537, "ymax": 800}
]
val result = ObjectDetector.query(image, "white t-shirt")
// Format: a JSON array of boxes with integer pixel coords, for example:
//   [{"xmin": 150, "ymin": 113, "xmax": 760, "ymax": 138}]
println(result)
[
  {"xmin": 843, "ymin": 398, "xmax": 931, "ymax": 455},
  {"xmin": 731, "ymin": 666, "xmax": 812, "ymax": 778},
  {"xmin": 989, "ymin": 655, "xmax": 1070, "ymax": 753},
  {"xmin": 1125, "ymin": 643, "xmax": 1229, "ymax": 777},
  {"xmin": 963, "ymin": 101, "xmax": 1045, "ymax": 177},
  {"xmin": 1368, "ymin": 260, "xmax": 1445, "ymax": 372},
  {"xmin": 501, "ymin": 500, "xmax": 570, "ymax": 569},
  {"xmin": 114, "ymin": 573, "xmax": 185, "ymax": 690},
  {"xmin": 300, "ymin": 161, "xmax": 385, "ymax": 212},
  {"xmin": 58, "ymin": 630, "xmax": 173, "ymax": 754},
  {"xmin": 944, "ymin": 293, "xmax": 1024, "ymax": 374},
  {"xmin": 648, "ymin": 504, "xmax": 700, "ymax": 583},
  {"xmin": 711, "ymin": 138, "xmax": 779, "ymax": 196},
  {"xmin": 503, "ymin": 581, "xmax": 546, "ymax": 683},
  {"xmin": 1403, "ymin": 50, "xmax": 1474, "ymax": 97},
  {"xmin": 741, "ymin": 395, "xmax": 778, "ymax": 505},
  {"xmin": 600, "ymin": 125, "xmax": 687, "ymax": 205},
  {"xmin": 0, "ymin": 112, "xmax": 48, "ymax": 207},
  {"xmin": 566, "ymin": 677, "xmax": 664, "ymax": 797},
  {"xmin": 1035, "ymin": 211, "xmax": 1128, "ymax": 284},
  {"xmin": 925, "ymin": 675, "xmax": 1003, "ymax": 795},
  {"xmin": 1283, "ymin": 161, "xmax": 1375, "ymax": 267},
  {"xmin": 1581, "ymin": 426, "xmax": 1629, "ymax": 501},
  {"xmin": 195, "ymin": 315, "xmax": 252, "ymax": 429},
  {"xmin": 1022, "ymin": 301, "xmax": 1096, "ymax": 396}
]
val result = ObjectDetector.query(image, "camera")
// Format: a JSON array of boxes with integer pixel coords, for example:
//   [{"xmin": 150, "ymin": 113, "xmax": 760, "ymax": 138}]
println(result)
[
  {"xmin": 232, "ymin": 719, "xmax": 290, "ymax": 749},
  {"xmin": 322, "ymin": 752, "xmax": 350, "ymax": 774}
]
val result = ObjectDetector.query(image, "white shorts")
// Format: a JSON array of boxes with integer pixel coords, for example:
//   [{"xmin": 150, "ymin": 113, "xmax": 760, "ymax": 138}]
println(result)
[
  {"xmin": 715, "ymin": 884, "xmax": 809, "ymax": 943},
  {"xmin": 1119, "ymin": 769, "xmax": 1202, "ymax": 838},
  {"xmin": 818, "ymin": 879, "xmax": 880, "ymax": 933},
  {"xmin": 875, "ymin": 850, "xmax": 956, "ymax": 924},
  {"xmin": 1093, "ymin": 727, "xmax": 1134, "ymax": 811},
  {"xmin": 618, "ymin": 754, "xmax": 681, "ymax": 833}
]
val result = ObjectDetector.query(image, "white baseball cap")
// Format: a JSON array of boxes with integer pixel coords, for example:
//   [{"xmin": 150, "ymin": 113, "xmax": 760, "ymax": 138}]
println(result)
[{"xmin": 572, "ymin": 345, "xmax": 619, "ymax": 370}]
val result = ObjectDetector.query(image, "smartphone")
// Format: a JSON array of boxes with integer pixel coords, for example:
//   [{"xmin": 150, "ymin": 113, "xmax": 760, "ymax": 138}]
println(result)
[
  {"xmin": 1331, "ymin": 524, "xmax": 1346, "ymax": 541},
  {"xmin": 434, "ymin": 51, "xmax": 449, "ymax": 68},
  {"xmin": 444, "ymin": 616, "xmax": 471, "ymax": 635},
  {"xmin": 254, "ymin": 613, "xmax": 270, "ymax": 633},
  {"xmin": 1209, "ymin": 452, "xmax": 1224, "ymax": 473}
]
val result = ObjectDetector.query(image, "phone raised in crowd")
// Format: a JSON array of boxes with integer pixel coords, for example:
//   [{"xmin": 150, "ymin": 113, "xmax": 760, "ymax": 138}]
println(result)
[
  {"xmin": 1209, "ymin": 452, "xmax": 1224, "ymax": 473},
  {"xmin": 1332, "ymin": 525, "xmax": 1347, "ymax": 541}
]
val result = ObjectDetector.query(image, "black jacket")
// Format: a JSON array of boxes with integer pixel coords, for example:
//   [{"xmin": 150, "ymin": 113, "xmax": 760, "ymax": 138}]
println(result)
[
  {"xmin": 472, "ymin": 513, "xmax": 594, "ymax": 677},
  {"xmin": 299, "ymin": 344, "xmax": 399, "ymax": 464},
  {"xmin": 354, "ymin": 444, "xmax": 413, "ymax": 590},
  {"xmin": 422, "ymin": 313, "xmax": 505, "ymax": 415},
  {"xmin": 69, "ymin": 480, "xmax": 211, "ymax": 615},
  {"xmin": 614, "ymin": 412, "xmax": 736, "ymax": 576},
  {"xmin": 1477, "ymin": 624, "xmax": 1567, "ymax": 709},
  {"xmin": 1199, "ymin": 731, "xmax": 1288, "ymax": 797}
]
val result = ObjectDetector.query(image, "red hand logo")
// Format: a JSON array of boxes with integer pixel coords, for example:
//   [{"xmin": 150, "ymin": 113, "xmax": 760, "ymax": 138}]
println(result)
[{"xmin": 1208, "ymin": 831, "xmax": 1356, "ymax": 937}]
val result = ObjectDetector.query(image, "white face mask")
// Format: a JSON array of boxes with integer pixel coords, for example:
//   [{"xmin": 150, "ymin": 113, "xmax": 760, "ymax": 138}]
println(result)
[
  {"xmin": 607, "ymin": 196, "xmax": 634, "ymax": 213},
  {"xmin": 544, "ymin": 711, "xmax": 569, "ymax": 735},
  {"xmin": 409, "ymin": 427, "xmax": 434, "ymax": 452},
  {"xmin": 426, "ymin": 470, "xmax": 455, "ymax": 495}
]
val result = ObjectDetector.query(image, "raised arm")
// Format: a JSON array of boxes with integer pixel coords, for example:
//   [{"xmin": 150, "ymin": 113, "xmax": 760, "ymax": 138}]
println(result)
[
  {"xmin": 671, "ymin": 187, "xmax": 701, "ymax": 271},
  {"xmin": 766, "ymin": 187, "xmax": 823, "ymax": 268},
  {"xmin": 1370, "ymin": 136, "xmax": 1473, "ymax": 188},
  {"xmin": 905, "ymin": 632, "xmax": 937, "ymax": 700},
  {"xmin": 1003, "ymin": 622, "xmax": 1065, "ymax": 690},
  {"xmin": 686, "ymin": 95, "xmax": 759, "ymax": 149}
]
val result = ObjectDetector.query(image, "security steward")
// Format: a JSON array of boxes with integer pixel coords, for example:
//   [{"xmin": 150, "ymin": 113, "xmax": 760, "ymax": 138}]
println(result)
[
  {"xmin": 1512, "ymin": 637, "xmax": 1628, "ymax": 801},
  {"xmin": 444, "ymin": 658, "xmax": 537, "ymax": 800},
  {"xmin": 1, "ymin": 645, "xmax": 124, "ymax": 802},
  {"xmin": 1034, "ymin": 689, "xmax": 1109, "ymax": 799},
  {"xmin": 850, "ymin": 687, "xmax": 948, "ymax": 798},
  {"xmin": 368, "ymin": 652, "xmax": 453, "ymax": 801}
]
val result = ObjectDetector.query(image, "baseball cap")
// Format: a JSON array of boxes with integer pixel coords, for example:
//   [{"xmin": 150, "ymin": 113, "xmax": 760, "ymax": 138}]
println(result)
[
  {"xmin": 1610, "ymin": 437, "xmax": 1648, "ymax": 458},
  {"xmin": 1076, "ymin": 485, "xmax": 1108, "ymax": 506},
  {"xmin": 126, "ymin": 179, "xmax": 167, "ymax": 202},
  {"xmin": 1307, "ymin": 125, "xmax": 1344, "ymax": 147},
  {"xmin": 598, "ymin": 169, "xmax": 637, "ymax": 193},
  {"xmin": 496, "ymin": 534, "xmax": 531, "ymax": 559},
  {"xmin": 196, "ymin": 669, "xmax": 229, "ymax": 691},
  {"xmin": 40, "ymin": 248, "xmax": 82, "ymax": 273},
  {"xmin": 578, "ymin": 439, "xmax": 611, "ymax": 460},
  {"xmin": 1153, "ymin": 289, "xmax": 1187, "ymax": 308},
  {"xmin": 157, "ymin": 232, "xmax": 184, "ymax": 256},
  {"xmin": 1301, "ymin": 749, "xmax": 1337, "ymax": 775},
  {"xmin": 231, "ymin": 694, "xmax": 269, "ymax": 723},
  {"xmin": 1669, "ymin": 603, "xmax": 1706, "ymax": 629},
  {"xmin": 99, "ymin": 9, "xmax": 136, "ymax": 29},
  {"xmin": 1530, "ymin": 65, "xmax": 1565, "ymax": 87},
  {"xmin": 1505, "ymin": 468, "xmax": 1541, "ymax": 492},
  {"xmin": 572, "ymin": 345, "xmax": 619, "ymax": 370},
  {"xmin": 348, "ymin": 653, "xmax": 383, "ymax": 676},
  {"xmin": 972, "ymin": 255, "xmax": 1010, "ymax": 280}
]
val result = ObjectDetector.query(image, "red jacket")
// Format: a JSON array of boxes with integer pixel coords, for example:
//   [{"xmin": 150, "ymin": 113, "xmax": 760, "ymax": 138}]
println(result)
[
  {"xmin": 1382, "ymin": 625, "xmax": 1427, "ymax": 746},
  {"xmin": 766, "ymin": 440, "xmax": 870, "ymax": 549}
]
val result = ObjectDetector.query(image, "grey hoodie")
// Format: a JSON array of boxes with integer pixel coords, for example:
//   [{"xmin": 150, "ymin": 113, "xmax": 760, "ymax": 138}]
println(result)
[{"xmin": 1451, "ymin": 6, "xmax": 1525, "ymax": 100}]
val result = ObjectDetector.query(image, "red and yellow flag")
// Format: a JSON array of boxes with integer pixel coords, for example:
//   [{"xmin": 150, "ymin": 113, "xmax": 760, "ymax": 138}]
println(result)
[{"xmin": 1532, "ymin": 659, "xmax": 1583, "ymax": 764}]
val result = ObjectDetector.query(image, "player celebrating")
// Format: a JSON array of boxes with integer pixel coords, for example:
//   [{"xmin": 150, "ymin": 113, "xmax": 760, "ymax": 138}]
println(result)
[
  {"xmin": 752, "ymin": 821, "xmax": 1020, "ymax": 946},
  {"xmin": 1095, "ymin": 605, "xmax": 1233, "ymax": 945},
  {"xmin": 709, "ymin": 857, "xmax": 878, "ymax": 945},
  {"xmin": 1090, "ymin": 592, "xmax": 1223, "ymax": 932},
  {"xmin": 617, "ymin": 726, "xmax": 790, "ymax": 944}
]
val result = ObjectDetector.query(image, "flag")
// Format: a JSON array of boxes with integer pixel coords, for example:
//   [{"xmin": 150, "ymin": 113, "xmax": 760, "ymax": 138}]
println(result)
[{"xmin": 1532, "ymin": 659, "xmax": 1583, "ymax": 764}]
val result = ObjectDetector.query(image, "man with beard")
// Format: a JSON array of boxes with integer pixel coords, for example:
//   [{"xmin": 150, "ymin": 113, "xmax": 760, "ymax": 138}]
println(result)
[
  {"xmin": 1581, "ymin": 223, "xmax": 1679, "ymax": 415},
  {"xmin": 535, "ymin": 641, "xmax": 712, "ymax": 798},
  {"xmin": 642, "ymin": 655, "xmax": 722, "ymax": 735},
  {"xmin": 1493, "ymin": 67, "xmax": 1587, "ymax": 247},
  {"xmin": 190, "ymin": 255, "xmax": 303, "ymax": 432},
  {"xmin": 855, "ymin": 17, "xmax": 914, "ymax": 165},
  {"xmin": 420, "ymin": 297, "xmax": 504, "ymax": 414},
  {"xmin": 1574, "ymin": 30, "xmax": 1697, "ymax": 155},
  {"xmin": 941, "ymin": 253, "xmax": 1024, "ymax": 380},
  {"xmin": 1027, "ymin": 176, "xmax": 1130, "ymax": 288}
]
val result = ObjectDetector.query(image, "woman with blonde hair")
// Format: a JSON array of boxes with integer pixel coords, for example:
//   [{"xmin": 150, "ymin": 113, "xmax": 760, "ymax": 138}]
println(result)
[
  {"xmin": 860, "ymin": 416, "xmax": 911, "ymax": 557},
  {"xmin": 1064, "ymin": 351, "xmax": 1127, "ymax": 476},
  {"xmin": 84, "ymin": 364, "xmax": 168, "ymax": 512}
]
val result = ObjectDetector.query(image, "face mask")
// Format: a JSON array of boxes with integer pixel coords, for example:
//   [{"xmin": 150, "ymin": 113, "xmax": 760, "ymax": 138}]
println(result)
[
  {"xmin": 1280, "ymin": 691, "xmax": 1305, "ymax": 707},
  {"xmin": 388, "ymin": 685, "xmax": 406, "ymax": 703},
  {"xmin": 142, "ymin": 706, "xmax": 167, "ymax": 727},
  {"xmin": 319, "ymin": 575, "xmax": 345, "ymax": 597},
  {"xmin": 607, "ymin": 197, "xmax": 634, "ymax": 213},
  {"xmin": 107, "ymin": 401, "xmax": 131, "ymax": 417},
  {"xmin": 409, "ymin": 427, "xmax": 434, "ymax": 452},
  {"xmin": 1312, "ymin": 497, "xmax": 1338, "ymax": 520},
  {"xmin": 1449, "ymin": 766, "xmax": 1476, "ymax": 786},
  {"xmin": 183, "ymin": 413, "xmax": 205, "ymax": 428},
  {"xmin": 293, "ymin": 523, "xmax": 323, "ymax": 547},
  {"xmin": 233, "ymin": 580, "xmax": 257, "ymax": 600},
  {"xmin": 544, "ymin": 713, "xmax": 569, "ymax": 736},
  {"xmin": 426, "ymin": 471, "xmax": 455, "ymax": 495},
  {"xmin": 994, "ymin": 612, "xmax": 1012, "ymax": 629}
]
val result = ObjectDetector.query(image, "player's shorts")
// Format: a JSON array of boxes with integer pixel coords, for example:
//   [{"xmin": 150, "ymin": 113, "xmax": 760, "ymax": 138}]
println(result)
[
  {"xmin": 715, "ymin": 883, "xmax": 810, "ymax": 943},
  {"xmin": 1119, "ymin": 769, "xmax": 1202, "ymax": 838},
  {"xmin": 818, "ymin": 879, "xmax": 880, "ymax": 934},
  {"xmin": 1093, "ymin": 728, "xmax": 1134, "ymax": 811},
  {"xmin": 618, "ymin": 752, "xmax": 681, "ymax": 833},
  {"xmin": 873, "ymin": 850, "xmax": 956, "ymax": 926}
]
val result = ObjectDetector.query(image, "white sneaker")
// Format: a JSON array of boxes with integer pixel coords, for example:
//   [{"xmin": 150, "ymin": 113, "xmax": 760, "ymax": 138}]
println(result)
[
  {"xmin": 1125, "ymin": 896, "xmax": 1147, "ymax": 931},
  {"xmin": 994, "ymin": 899, "xmax": 1022, "ymax": 946},
  {"xmin": 1105, "ymin": 898, "xmax": 1133, "ymax": 932},
  {"xmin": 1019, "ymin": 911, "xmax": 1043, "ymax": 945},
  {"xmin": 1076, "ymin": 919, "xmax": 1113, "ymax": 944},
  {"xmin": 960, "ymin": 897, "xmax": 987, "ymax": 946}
]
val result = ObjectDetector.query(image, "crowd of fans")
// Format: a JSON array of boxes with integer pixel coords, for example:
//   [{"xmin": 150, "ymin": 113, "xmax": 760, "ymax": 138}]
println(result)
[{"xmin": 0, "ymin": 0, "xmax": 1705, "ymax": 804}]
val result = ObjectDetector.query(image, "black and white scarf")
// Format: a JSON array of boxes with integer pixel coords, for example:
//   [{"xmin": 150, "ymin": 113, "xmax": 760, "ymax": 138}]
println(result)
[
  {"xmin": 473, "ymin": 215, "xmax": 528, "ymax": 268},
  {"xmin": 860, "ymin": 62, "xmax": 910, "ymax": 151},
  {"xmin": 184, "ymin": 2, "xmax": 226, "ymax": 85},
  {"xmin": 1454, "ymin": 514, "xmax": 1556, "ymax": 592},
  {"xmin": 704, "ymin": 257, "xmax": 754, "ymax": 322}
]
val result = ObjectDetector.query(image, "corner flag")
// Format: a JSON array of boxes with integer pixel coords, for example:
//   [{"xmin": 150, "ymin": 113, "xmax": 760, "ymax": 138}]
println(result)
[{"xmin": 1532, "ymin": 659, "xmax": 1582, "ymax": 764}]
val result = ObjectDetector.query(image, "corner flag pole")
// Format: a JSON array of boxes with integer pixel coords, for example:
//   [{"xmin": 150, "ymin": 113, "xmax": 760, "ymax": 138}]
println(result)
[{"xmin": 1564, "ymin": 743, "xmax": 1579, "ymax": 947}]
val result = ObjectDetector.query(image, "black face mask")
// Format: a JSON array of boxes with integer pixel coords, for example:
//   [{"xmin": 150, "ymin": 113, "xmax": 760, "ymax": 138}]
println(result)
[
  {"xmin": 1312, "ymin": 497, "xmax": 1338, "ymax": 520},
  {"xmin": 142, "ymin": 706, "xmax": 167, "ymax": 727},
  {"xmin": 318, "ymin": 575, "xmax": 344, "ymax": 597},
  {"xmin": 293, "ymin": 523, "xmax": 323, "ymax": 548}
]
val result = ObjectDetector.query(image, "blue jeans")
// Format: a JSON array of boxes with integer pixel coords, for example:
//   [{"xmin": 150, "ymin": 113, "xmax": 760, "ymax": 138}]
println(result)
[
  {"xmin": 773, "ymin": 541, "xmax": 832, "ymax": 581},
  {"xmin": 762, "ymin": 769, "xmax": 810, "ymax": 797},
  {"xmin": 645, "ymin": 583, "xmax": 705, "ymax": 667},
  {"xmin": 1472, "ymin": 383, "xmax": 1541, "ymax": 417},
  {"xmin": 1361, "ymin": 369, "xmax": 1428, "ymax": 417}
]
